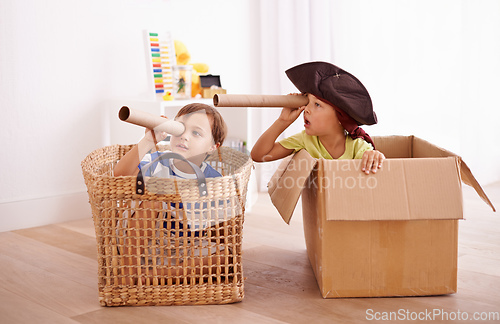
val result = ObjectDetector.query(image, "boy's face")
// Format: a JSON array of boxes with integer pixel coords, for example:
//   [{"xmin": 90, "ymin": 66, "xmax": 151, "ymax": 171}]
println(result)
[
  {"xmin": 170, "ymin": 112, "xmax": 216, "ymax": 165},
  {"xmin": 303, "ymin": 94, "xmax": 341, "ymax": 136}
]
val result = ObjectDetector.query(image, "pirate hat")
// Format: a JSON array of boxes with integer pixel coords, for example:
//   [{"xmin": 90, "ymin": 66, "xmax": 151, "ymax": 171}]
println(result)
[{"xmin": 285, "ymin": 61, "xmax": 377, "ymax": 126}]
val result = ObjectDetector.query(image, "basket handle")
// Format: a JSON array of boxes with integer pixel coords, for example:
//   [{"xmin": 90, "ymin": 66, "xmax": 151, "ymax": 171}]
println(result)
[{"xmin": 136, "ymin": 152, "xmax": 208, "ymax": 197}]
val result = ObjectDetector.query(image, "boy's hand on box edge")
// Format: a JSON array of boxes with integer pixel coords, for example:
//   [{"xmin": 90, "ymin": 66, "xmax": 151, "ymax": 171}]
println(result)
[{"xmin": 361, "ymin": 150, "xmax": 385, "ymax": 174}]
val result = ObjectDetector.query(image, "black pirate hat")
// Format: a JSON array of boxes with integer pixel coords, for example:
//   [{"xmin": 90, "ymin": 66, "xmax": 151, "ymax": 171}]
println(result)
[{"xmin": 285, "ymin": 61, "xmax": 377, "ymax": 126}]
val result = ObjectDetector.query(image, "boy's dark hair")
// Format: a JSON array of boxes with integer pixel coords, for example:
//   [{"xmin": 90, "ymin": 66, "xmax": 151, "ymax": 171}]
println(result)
[{"xmin": 175, "ymin": 103, "xmax": 227, "ymax": 146}]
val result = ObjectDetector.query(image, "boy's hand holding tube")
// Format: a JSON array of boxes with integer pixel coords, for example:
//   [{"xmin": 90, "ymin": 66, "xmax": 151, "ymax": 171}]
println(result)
[
  {"xmin": 278, "ymin": 106, "xmax": 306, "ymax": 125},
  {"xmin": 143, "ymin": 115, "xmax": 170, "ymax": 145},
  {"xmin": 278, "ymin": 93, "xmax": 307, "ymax": 123},
  {"xmin": 114, "ymin": 115, "xmax": 171, "ymax": 177}
]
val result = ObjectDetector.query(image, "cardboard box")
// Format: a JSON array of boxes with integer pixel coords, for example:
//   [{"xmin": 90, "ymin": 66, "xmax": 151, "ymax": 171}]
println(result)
[{"xmin": 268, "ymin": 135, "xmax": 495, "ymax": 298}]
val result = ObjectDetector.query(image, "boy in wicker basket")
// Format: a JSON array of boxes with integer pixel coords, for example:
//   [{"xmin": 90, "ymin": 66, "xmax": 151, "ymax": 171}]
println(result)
[{"xmin": 115, "ymin": 103, "xmax": 231, "ymax": 285}]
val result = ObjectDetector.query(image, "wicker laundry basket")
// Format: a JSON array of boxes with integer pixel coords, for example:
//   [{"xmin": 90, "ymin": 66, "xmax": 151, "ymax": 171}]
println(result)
[{"xmin": 81, "ymin": 144, "xmax": 252, "ymax": 306}]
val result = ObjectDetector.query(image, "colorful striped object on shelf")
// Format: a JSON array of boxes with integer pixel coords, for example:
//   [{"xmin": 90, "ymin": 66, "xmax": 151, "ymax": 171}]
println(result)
[{"xmin": 145, "ymin": 31, "xmax": 176, "ymax": 97}]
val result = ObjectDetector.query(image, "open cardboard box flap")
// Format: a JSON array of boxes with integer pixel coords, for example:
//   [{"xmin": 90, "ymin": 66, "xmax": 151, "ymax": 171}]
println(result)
[
  {"xmin": 268, "ymin": 135, "xmax": 495, "ymax": 224},
  {"xmin": 268, "ymin": 149, "xmax": 317, "ymax": 224}
]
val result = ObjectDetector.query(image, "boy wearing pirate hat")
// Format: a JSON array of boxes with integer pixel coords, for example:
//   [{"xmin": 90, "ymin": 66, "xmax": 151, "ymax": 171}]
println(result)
[{"xmin": 251, "ymin": 61, "xmax": 385, "ymax": 174}]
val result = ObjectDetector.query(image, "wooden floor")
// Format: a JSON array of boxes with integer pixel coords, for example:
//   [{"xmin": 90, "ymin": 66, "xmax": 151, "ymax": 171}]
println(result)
[{"xmin": 1, "ymin": 183, "xmax": 499, "ymax": 323}]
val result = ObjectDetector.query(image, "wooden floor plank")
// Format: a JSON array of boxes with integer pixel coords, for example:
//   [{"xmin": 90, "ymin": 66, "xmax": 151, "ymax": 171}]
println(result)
[
  {"xmin": 56, "ymin": 218, "xmax": 97, "ymax": 238},
  {"xmin": 234, "ymin": 284, "xmax": 351, "ymax": 323},
  {"xmin": 0, "ymin": 254, "xmax": 101, "ymax": 318},
  {"xmin": 0, "ymin": 182, "xmax": 498, "ymax": 323},
  {"xmin": 243, "ymin": 245, "xmax": 313, "ymax": 276},
  {"xmin": 243, "ymin": 257, "xmax": 321, "ymax": 299},
  {"xmin": 0, "ymin": 287, "xmax": 79, "ymax": 324},
  {"xmin": 0, "ymin": 232, "xmax": 97, "ymax": 288},
  {"xmin": 458, "ymin": 270, "xmax": 500, "ymax": 299},
  {"xmin": 13, "ymin": 225, "xmax": 97, "ymax": 260},
  {"xmin": 70, "ymin": 306, "xmax": 192, "ymax": 324},
  {"xmin": 152, "ymin": 303, "xmax": 290, "ymax": 324}
]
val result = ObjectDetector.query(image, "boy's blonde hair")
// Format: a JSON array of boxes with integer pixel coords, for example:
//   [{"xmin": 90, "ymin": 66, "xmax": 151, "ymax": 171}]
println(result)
[{"xmin": 175, "ymin": 103, "xmax": 227, "ymax": 147}]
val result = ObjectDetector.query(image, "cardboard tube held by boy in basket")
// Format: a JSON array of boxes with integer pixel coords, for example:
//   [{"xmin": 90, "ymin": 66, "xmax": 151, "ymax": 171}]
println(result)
[
  {"xmin": 213, "ymin": 94, "xmax": 309, "ymax": 108},
  {"xmin": 118, "ymin": 106, "xmax": 185, "ymax": 136}
]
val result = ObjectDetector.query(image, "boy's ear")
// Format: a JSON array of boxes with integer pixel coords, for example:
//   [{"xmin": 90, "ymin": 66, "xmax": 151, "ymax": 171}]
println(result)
[{"xmin": 208, "ymin": 142, "xmax": 219, "ymax": 154}]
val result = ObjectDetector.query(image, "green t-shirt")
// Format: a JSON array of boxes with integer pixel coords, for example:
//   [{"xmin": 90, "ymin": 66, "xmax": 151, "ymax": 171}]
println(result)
[{"xmin": 279, "ymin": 131, "xmax": 373, "ymax": 159}]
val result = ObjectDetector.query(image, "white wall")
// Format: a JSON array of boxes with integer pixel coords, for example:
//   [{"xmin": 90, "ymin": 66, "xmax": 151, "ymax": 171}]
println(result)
[
  {"xmin": 249, "ymin": 0, "xmax": 500, "ymax": 190},
  {"xmin": 1, "ymin": 0, "xmax": 499, "ymax": 231},
  {"xmin": 328, "ymin": 0, "xmax": 500, "ymax": 185},
  {"xmin": 0, "ymin": 0, "xmax": 254, "ymax": 231}
]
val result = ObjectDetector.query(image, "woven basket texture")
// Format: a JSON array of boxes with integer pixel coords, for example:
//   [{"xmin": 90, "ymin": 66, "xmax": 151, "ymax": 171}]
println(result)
[{"xmin": 81, "ymin": 144, "xmax": 252, "ymax": 306}]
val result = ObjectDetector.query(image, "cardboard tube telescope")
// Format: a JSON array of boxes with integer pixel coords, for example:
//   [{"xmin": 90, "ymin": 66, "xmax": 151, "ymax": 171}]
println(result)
[
  {"xmin": 213, "ymin": 94, "xmax": 309, "ymax": 108},
  {"xmin": 118, "ymin": 106, "xmax": 185, "ymax": 136}
]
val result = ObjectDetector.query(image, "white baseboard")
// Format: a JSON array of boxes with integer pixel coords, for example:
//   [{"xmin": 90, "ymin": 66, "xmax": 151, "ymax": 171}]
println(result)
[{"xmin": 0, "ymin": 191, "xmax": 92, "ymax": 232}]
